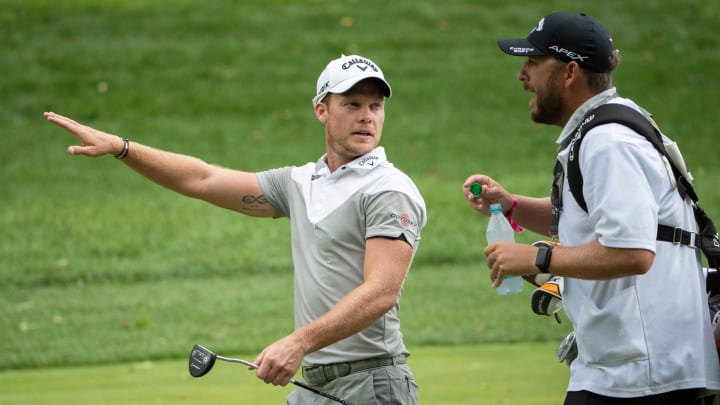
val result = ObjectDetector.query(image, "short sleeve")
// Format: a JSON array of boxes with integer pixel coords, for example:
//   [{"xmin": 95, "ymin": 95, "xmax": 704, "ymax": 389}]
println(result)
[{"xmin": 364, "ymin": 190, "xmax": 426, "ymax": 249}]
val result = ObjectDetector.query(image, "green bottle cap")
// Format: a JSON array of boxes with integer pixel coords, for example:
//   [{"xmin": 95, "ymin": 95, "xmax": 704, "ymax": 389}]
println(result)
[{"xmin": 470, "ymin": 183, "xmax": 482, "ymax": 196}]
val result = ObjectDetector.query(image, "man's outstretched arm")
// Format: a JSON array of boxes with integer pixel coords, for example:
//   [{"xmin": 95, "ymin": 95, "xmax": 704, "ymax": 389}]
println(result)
[{"xmin": 44, "ymin": 112, "xmax": 275, "ymax": 217}]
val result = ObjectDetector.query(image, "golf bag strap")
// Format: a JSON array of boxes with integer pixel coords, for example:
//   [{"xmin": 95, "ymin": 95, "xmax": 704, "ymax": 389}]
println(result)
[
  {"xmin": 657, "ymin": 224, "xmax": 697, "ymax": 248},
  {"xmin": 564, "ymin": 103, "xmax": 695, "ymax": 213},
  {"xmin": 559, "ymin": 103, "xmax": 704, "ymax": 250}
]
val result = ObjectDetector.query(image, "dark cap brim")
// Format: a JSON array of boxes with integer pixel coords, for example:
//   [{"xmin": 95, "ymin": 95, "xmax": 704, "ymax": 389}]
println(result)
[{"xmin": 497, "ymin": 38, "xmax": 546, "ymax": 56}]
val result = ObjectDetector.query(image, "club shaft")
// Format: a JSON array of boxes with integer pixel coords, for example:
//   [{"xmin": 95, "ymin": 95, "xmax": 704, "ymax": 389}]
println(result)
[
  {"xmin": 216, "ymin": 355, "xmax": 255, "ymax": 368},
  {"xmin": 215, "ymin": 355, "xmax": 354, "ymax": 405}
]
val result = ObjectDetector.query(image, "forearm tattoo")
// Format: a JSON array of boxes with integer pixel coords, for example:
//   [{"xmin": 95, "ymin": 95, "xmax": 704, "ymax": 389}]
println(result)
[{"xmin": 241, "ymin": 194, "xmax": 270, "ymax": 212}]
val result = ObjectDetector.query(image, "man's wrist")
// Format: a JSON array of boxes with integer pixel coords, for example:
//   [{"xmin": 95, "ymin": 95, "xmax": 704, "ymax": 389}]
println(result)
[
  {"xmin": 114, "ymin": 137, "xmax": 129, "ymax": 160},
  {"xmin": 535, "ymin": 245, "xmax": 552, "ymax": 273},
  {"xmin": 504, "ymin": 194, "xmax": 523, "ymax": 232}
]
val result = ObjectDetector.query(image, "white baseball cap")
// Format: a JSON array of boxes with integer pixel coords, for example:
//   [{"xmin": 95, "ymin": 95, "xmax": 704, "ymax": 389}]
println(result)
[{"xmin": 312, "ymin": 54, "xmax": 392, "ymax": 106}]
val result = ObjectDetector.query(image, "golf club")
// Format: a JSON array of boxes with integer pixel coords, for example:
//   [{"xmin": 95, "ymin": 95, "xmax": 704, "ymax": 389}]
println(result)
[{"xmin": 189, "ymin": 344, "xmax": 355, "ymax": 405}]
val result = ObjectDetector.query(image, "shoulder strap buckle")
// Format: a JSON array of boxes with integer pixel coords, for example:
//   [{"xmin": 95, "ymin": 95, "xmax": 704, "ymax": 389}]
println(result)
[{"xmin": 672, "ymin": 227, "xmax": 683, "ymax": 245}]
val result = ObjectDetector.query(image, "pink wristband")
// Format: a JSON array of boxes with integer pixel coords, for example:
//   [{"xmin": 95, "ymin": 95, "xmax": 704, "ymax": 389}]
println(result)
[{"xmin": 504, "ymin": 195, "xmax": 524, "ymax": 232}]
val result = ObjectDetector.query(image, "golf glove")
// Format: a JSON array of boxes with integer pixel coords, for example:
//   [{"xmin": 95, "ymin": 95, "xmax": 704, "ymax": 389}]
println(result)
[{"xmin": 530, "ymin": 276, "xmax": 563, "ymax": 318}]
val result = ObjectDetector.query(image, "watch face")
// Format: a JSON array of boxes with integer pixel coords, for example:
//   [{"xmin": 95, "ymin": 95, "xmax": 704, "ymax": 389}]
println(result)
[{"xmin": 536, "ymin": 246, "xmax": 551, "ymax": 273}]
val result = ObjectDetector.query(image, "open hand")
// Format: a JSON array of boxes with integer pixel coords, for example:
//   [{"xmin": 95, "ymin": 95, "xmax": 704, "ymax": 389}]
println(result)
[{"xmin": 44, "ymin": 112, "xmax": 123, "ymax": 157}]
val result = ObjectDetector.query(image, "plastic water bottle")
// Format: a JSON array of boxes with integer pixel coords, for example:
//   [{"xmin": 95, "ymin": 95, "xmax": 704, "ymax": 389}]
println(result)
[{"xmin": 486, "ymin": 203, "xmax": 523, "ymax": 295}]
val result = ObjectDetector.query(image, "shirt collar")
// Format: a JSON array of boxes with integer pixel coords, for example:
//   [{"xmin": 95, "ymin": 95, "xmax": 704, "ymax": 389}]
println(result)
[
  {"xmin": 557, "ymin": 87, "xmax": 618, "ymax": 146},
  {"xmin": 314, "ymin": 147, "xmax": 389, "ymax": 179}
]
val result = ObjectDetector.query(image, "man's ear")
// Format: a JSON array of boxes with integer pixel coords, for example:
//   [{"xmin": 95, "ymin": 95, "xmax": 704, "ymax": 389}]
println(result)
[
  {"xmin": 315, "ymin": 101, "xmax": 328, "ymax": 124},
  {"xmin": 564, "ymin": 61, "xmax": 584, "ymax": 87}
]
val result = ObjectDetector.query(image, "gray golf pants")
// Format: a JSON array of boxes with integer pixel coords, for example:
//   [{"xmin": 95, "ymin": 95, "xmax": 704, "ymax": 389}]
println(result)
[{"xmin": 286, "ymin": 363, "xmax": 419, "ymax": 405}]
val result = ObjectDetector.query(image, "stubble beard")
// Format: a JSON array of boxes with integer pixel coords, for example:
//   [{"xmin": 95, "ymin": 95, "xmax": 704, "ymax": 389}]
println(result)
[
  {"xmin": 531, "ymin": 71, "xmax": 564, "ymax": 126},
  {"xmin": 326, "ymin": 133, "xmax": 376, "ymax": 168}
]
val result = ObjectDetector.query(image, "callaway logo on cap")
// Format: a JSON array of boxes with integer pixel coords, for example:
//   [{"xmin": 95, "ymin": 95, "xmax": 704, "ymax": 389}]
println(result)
[
  {"xmin": 313, "ymin": 54, "xmax": 392, "ymax": 106},
  {"xmin": 497, "ymin": 12, "xmax": 615, "ymax": 73}
]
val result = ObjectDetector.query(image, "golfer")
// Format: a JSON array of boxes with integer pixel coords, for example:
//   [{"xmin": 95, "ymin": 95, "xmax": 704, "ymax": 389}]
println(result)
[
  {"xmin": 45, "ymin": 54, "xmax": 425, "ymax": 404},
  {"xmin": 463, "ymin": 12, "xmax": 720, "ymax": 404}
]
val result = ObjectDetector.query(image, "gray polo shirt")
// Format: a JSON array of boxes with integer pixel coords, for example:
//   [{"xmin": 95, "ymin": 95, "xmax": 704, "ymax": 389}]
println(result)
[{"xmin": 256, "ymin": 146, "xmax": 426, "ymax": 366}]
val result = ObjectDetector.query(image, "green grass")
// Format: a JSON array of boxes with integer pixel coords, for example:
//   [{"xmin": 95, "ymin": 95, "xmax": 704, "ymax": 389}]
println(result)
[
  {"xmin": 1, "ymin": 0, "xmax": 719, "ymax": 403},
  {"xmin": 2, "ymin": 263, "xmax": 571, "ymax": 368},
  {"xmin": 0, "ymin": 343, "xmax": 570, "ymax": 405}
]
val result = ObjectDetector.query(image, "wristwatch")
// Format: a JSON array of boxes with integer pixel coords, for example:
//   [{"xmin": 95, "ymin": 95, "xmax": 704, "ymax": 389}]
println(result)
[{"xmin": 535, "ymin": 245, "xmax": 553, "ymax": 274}]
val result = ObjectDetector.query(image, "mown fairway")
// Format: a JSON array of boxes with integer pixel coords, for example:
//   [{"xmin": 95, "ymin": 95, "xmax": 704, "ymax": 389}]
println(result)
[
  {"xmin": 0, "ymin": 344, "xmax": 570, "ymax": 405},
  {"xmin": 1, "ymin": 0, "xmax": 718, "ymax": 403}
]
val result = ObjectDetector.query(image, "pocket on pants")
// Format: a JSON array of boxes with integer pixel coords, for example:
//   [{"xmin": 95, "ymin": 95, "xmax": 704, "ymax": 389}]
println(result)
[
  {"xmin": 287, "ymin": 365, "xmax": 419, "ymax": 405},
  {"xmin": 287, "ymin": 372, "xmax": 380, "ymax": 405},
  {"xmin": 369, "ymin": 364, "xmax": 419, "ymax": 405}
]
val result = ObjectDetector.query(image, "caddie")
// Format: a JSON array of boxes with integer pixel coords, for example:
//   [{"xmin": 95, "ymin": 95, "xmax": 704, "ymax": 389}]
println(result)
[{"xmin": 463, "ymin": 12, "xmax": 720, "ymax": 404}]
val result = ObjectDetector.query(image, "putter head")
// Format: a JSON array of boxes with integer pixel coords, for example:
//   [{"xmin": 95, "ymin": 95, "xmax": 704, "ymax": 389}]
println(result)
[{"xmin": 189, "ymin": 344, "xmax": 217, "ymax": 377}]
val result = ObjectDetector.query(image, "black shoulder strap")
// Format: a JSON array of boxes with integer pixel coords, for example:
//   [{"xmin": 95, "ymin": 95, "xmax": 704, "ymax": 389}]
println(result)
[
  {"xmin": 565, "ymin": 103, "xmax": 695, "ymax": 212},
  {"xmin": 560, "ymin": 103, "xmax": 720, "ymax": 270}
]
